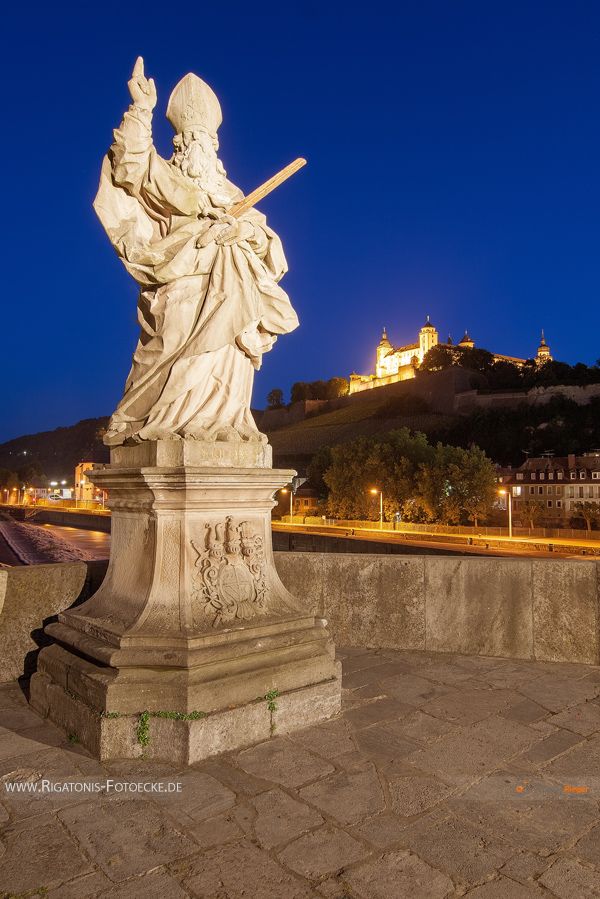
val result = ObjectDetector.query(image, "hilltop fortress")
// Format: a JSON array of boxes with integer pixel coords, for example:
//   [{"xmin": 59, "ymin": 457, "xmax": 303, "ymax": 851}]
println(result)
[{"xmin": 349, "ymin": 317, "xmax": 552, "ymax": 394}]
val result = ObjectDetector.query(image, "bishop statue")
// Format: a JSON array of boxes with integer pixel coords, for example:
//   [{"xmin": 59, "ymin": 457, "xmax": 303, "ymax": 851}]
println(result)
[{"xmin": 94, "ymin": 58, "xmax": 299, "ymax": 446}]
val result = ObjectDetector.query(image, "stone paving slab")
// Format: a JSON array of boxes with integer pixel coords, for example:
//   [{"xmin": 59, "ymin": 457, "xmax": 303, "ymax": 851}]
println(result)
[{"xmin": 2, "ymin": 648, "xmax": 600, "ymax": 896}]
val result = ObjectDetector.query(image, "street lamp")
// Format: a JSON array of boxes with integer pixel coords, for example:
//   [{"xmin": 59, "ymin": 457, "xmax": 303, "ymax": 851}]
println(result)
[
  {"xmin": 280, "ymin": 487, "xmax": 293, "ymax": 522},
  {"xmin": 498, "ymin": 488, "xmax": 513, "ymax": 538},
  {"xmin": 370, "ymin": 488, "xmax": 383, "ymax": 529}
]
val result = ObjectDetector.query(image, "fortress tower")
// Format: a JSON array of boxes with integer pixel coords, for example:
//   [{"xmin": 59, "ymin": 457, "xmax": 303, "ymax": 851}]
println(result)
[
  {"xmin": 419, "ymin": 316, "xmax": 439, "ymax": 357},
  {"xmin": 375, "ymin": 327, "xmax": 393, "ymax": 374},
  {"xmin": 459, "ymin": 330, "xmax": 474, "ymax": 349},
  {"xmin": 535, "ymin": 330, "xmax": 552, "ymax": 365}
]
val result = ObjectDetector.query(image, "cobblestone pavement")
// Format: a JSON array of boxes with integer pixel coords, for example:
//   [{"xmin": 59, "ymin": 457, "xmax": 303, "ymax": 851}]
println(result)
[{"xmin": 2, "ymin": 650, "xmax": 600, "ymax": 897}]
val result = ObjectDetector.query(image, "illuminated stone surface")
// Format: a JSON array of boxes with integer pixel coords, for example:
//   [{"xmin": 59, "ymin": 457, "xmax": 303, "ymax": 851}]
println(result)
[{"xmin": 3, "ymin": 649, "xmax": 600, "ymax": 894}]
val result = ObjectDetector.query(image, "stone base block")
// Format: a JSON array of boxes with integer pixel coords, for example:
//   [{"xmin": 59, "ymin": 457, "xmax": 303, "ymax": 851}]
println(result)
[
  {"xmin": 30, "ymin": 444, "xmax": 341, "ymax": 764},
  {"xmin": 30, "ymin": 669, "xmax": 341, "ymax": 764}
]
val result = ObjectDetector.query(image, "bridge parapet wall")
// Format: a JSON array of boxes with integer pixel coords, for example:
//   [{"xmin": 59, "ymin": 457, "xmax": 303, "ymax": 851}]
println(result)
[{"xmin": 1, "ymin": 552, "xmax": 598, "ymax": 683}]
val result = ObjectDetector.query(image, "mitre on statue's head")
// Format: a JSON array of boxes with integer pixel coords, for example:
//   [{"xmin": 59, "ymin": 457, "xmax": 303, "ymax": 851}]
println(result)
[{"xmin": 166, "ymin": 73, "xmax": 222, "ymax": 139}]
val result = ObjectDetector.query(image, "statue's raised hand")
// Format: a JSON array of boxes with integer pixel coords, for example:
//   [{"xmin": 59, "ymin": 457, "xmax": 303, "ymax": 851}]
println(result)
[{"xmin": 128, "ymin": 57, "xmax": 157, "ymax": 111}]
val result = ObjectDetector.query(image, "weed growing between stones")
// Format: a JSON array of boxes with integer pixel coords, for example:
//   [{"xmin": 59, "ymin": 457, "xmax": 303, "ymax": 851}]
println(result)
[
  {"xmin": 135, "ymin": 709, "xmax": 207, "ymax": 746},
  {"xmin": 137, "ymin": 711, "xmax": 151, "ymax": 747},
  {"xmin": 264, "ymin": 689, "xmax": 279, "ymax": 735},
  {"xmin": 152, "ymin": 710, "xmax": 207, "ymax": 721}
]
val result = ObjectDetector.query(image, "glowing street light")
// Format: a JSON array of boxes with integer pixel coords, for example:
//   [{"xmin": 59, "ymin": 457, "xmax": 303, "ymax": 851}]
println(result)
[
  {"xmin": 370, "ymin": 487, "xmax": 383, "ymax": 529},
  {"xmin": 498, "ymin": 487, "xmax": 513, "ymax": 538},
  {"xmin": 280, "ymin": 487, "xmax": 293, "ymax": 522}
]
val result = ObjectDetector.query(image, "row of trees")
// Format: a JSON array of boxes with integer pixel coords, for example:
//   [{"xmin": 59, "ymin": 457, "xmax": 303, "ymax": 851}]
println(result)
[
  {"xmin": 308, "ymin": 429, "xmax": 497, "ymax": 525},
  {"xmin": 267, "ymin": 378, "xmax": 349, "ymax": 408},
  {"xmin": 420, "ymin": 344, "xmax": 600, "ymax": 390},
  {"xmin": 516, "ymin": 499, "xmax": 600, "ymax": 530},
  {"xmin": 0, "ymin": 462, "xmax": 44, "ymax": 491}
]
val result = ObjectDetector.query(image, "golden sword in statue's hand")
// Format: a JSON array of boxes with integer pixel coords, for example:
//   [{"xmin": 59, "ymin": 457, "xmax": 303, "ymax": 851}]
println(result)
[
  {"xmin": 228, "ymin": 157, "xmax": 307, "ymax": 217},
  {"xmin": 196, "ymin": 158, "xmax": 307, "ymax": 247}
]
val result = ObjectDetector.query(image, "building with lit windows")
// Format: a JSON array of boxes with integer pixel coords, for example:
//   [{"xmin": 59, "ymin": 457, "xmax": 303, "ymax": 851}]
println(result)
[
  {"xmin": 499, "ymin": 452, "xmax": 600, "ymax": 525},
  {"xmin": 74, "ymin": 462, "xmax": 96, "ymax": 504}
]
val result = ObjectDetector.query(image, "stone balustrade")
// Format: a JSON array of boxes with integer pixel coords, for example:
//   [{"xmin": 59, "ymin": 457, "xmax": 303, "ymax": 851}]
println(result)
[{"xmin": 1, "ymin": 553, "xmax": 599, "ymax": 684}]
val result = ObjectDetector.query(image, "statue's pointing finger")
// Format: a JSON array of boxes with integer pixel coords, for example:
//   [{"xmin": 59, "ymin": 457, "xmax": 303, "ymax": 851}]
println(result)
[{"xmin": 128, "ymin": 56, "xmax": 157, "ymax": 110}]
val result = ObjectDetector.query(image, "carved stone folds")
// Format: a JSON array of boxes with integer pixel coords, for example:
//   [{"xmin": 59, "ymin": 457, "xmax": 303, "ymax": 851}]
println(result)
[{"xmin": 30, "ymin": 442, "xmax": 340, "ymax": 762}]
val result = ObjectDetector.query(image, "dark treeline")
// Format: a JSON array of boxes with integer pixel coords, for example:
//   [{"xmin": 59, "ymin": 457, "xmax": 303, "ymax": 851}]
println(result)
[
  {"xmin": 0, "ymin": 417, "xmax": 109, "ymax": 484},
  {"xmin": 267, "ymin": 378, "xmax": 349, "ymax": 408},
  {"xmin": 429, "ymin": 396, "xmax": 600, "ymax": 467},
  {"xmin": 420, "ymin": 344, "xmax": 600, "ymax": 390}
]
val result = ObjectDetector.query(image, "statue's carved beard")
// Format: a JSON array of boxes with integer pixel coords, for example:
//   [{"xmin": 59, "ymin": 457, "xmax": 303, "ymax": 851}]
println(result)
[{"xmin": 173, "ymin": 140, "xmax": 228, "ymax": 200}]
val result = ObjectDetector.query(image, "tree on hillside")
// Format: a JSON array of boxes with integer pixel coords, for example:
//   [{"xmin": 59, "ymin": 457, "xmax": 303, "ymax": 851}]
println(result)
[
  {"xmin": 310, "ymin": 380, "xmax": 329, "ymax": 400},
  {"xmin": 267, "ymin": 388, "xmax": 284, "ymax": 409},
  {"xmin": 459, "ymin": 347, "xmax": 495, "ymax": 373},
  {"xmin": 420, "ymin": 344, "xmax": 495, "ymax": 375},
  {"xmin": 573, "ymin": 501, "xmax": 600, "ymax": 532},
  {"xmin": 325, "ymin": 377, "xmax": 350, "ymax": 399},
  {"xmin": 290, "ymin": 377, "xmax": 350, "ymax": 403},
  {"xmin": 487, "ymin": 360, "xmax": 523, "ymax": 390},
  {"xmin": 421, "ymin": 344, "xmax": 600, "ymax": 392},
  {"xmin": 419, "ymin": 345, "xmax": 457, "ymax": 372},
  {"xmin": 523, "ymin": 360, "xmax": 572, "ymax": 388},
  {"xmin": 307, "ymin": 446, "xmax": 333, "ymax": 497},
  {"xmin": 429, "ymin": 396, "xmax": 600, "ymax": 468},
  {"xmin": 290, "ymin": 381, "xmax": 313, "ymax": 403}
]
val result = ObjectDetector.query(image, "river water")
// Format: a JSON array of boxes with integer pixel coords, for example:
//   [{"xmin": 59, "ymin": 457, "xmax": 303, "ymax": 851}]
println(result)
[
  {"xmin": 0, "ymin": 520, "xmax": 110, "ymax": 564},
  {"xmin": 36, "ymin": 523, "xmax": 111, "ymax": 559}
]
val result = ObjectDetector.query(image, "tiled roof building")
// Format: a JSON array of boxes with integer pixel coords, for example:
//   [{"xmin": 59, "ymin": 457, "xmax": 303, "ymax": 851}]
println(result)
[{"xmin": 499, "ymin": 452, "xmax": 600, "ymax": 523}]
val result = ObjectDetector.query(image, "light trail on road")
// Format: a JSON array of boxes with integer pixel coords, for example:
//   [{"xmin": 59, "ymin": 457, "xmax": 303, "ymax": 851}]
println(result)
[{"xmin": 272, "ymin": 523, "xmax": 594, "ymax": 559}]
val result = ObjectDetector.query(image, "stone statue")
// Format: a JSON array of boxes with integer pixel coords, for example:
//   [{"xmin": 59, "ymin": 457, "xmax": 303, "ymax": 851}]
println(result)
[
  {"xmin": 31, "ymin": 59, "xmax": 340, "ymax": 764},
  {"xmin": 94, "ymin": 58, "xmax": 299, "ymax": 446}
]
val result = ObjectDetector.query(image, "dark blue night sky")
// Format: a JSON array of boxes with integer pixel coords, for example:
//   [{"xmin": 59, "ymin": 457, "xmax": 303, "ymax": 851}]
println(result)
[{"xmin": 2, "ymin": 1, "xmax": 600, "ymax": 443}]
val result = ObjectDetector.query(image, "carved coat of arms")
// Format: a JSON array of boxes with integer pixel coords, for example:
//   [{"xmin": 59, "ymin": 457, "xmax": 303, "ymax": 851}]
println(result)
[{"xmin": 191, "ymin": 517, "xmax": 268, "ymax": 627}]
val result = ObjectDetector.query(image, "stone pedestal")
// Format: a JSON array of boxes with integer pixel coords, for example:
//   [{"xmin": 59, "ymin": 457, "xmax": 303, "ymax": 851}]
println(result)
[{"xmin": 30, "ymin": 441, "xmax": 340, "ymax": 763}]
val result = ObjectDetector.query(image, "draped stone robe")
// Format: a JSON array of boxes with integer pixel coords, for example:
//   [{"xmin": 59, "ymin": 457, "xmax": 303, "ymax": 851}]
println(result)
[{"xmin": 94, "ymin": 103, "xmax": 299, "ymax": 445}]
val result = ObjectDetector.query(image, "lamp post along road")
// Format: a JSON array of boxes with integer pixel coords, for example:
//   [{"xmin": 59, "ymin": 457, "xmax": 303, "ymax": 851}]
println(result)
[
  {"xmin": 370, "ymin": 488, "xmax": 383, "ymax": 529},
  {"xmin": 498, "ymin": 488, "xmax": 513, "ymax": 538},
  {"xmin": 280, "ymin": 488, "xmax": 293, "ymax": 522}
]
